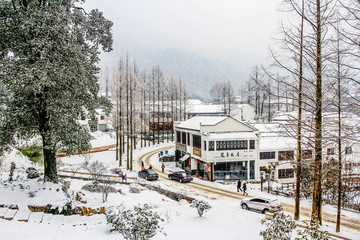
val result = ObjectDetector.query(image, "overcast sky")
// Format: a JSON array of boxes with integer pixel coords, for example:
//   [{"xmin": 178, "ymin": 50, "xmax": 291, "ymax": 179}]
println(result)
[{"xmin": 84, "ymin": 0, "xmax": 283, "ymax": 65}]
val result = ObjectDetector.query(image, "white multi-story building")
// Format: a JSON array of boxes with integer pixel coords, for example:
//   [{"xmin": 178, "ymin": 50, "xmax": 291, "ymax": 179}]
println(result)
[{"xmin": 175, "ymin": 116, "xmax": 260, "ymax": 181}]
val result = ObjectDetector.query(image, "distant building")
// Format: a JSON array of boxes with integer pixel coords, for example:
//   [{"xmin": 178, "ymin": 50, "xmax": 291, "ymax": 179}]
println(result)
[{"xmin": 78, "ymin": 112, "xmax": 109, "ymax": 132}]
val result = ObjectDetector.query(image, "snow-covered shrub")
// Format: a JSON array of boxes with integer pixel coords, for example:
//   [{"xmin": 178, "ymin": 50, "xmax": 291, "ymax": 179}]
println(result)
[
  {"xmin": 259, "ymin": 211, "xmax": 296, "ymax": 240},
  {"xmin": 81, "ymin": 183, "xmax": 117, "ymax": 193},
  {"xmin": 129, "ymin": 186, "xmax": 140, "ymax": 194},
  {"xmin": 28, "ymin": 191, "xmax": 36, "ymax": 198},
  {"xmin": 48, "ymin": 201, "xmax": 78, "ymax": 216},
  {"xmin": 190, "ymin": 199, "xmax": 212, "ymax": 217},
  {"xmin": 297, "ymin": 220, "xmax": 331, "ymax": 240},
  {"xmin": 118, "ymin": 188, "xmax": 126, "ymax": 195},
  {"xmin": 110, "ymin": 168, "xmax": 123, "ymax": 175},
  {"xmin": 27, "ymin": 169, "xmax": 40, "ymax": 179},
  {"xmin": 106, "ymin": 204, "xmax": 165, "ymax": 240},
  {"xmin": 61, "ymin": 180, "xmax": 71, "ymax": 197},
  {"xmin": 9, "ymin": 162, "xmax": 16, "ymax": 181}
]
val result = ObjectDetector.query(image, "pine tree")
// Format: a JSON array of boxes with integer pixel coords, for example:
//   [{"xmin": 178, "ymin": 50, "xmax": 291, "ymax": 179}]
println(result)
[{"xmin": 0, "ymin": 0, "xmax": 113, "ymax": 182}]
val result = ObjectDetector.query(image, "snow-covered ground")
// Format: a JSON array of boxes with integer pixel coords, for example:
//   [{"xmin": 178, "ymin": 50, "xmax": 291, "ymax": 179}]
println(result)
[{"xmin": 0, "ymin": 131, "xmax": 359, "ymax": 240}]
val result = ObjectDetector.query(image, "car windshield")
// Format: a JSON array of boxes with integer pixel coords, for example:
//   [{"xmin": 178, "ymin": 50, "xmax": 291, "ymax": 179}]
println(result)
[{"xmin": 147, "ymin": 170, "xmax": 156, "ymax": 174}]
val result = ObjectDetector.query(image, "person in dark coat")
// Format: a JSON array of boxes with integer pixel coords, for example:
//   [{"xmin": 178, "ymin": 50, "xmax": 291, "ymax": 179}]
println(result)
[
  {"xmin": 149, "ymin": 165, "xmax": 152, "ymax": 169},
  {"xmin": 243, "ymin": 181, "xmax": 248, "ymax": 195},
  {"xmin": 141, "ymin": 161, "xmax": 144, "ymax": 170},
  {"xmin": 237, "ymin": 179, "xmax": 242, "ymax": 192}
]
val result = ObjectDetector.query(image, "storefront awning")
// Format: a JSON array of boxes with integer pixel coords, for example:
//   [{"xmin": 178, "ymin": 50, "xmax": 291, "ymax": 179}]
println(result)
[{"xmin": 179, "ymin": 154, "xmax": 190, "ymax": 163}]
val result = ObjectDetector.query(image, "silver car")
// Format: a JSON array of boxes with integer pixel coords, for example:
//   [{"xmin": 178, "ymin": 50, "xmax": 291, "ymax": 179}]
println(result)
[{"xmin": 240, "ymin": 197, "xmax": 281, "ymax": 213}]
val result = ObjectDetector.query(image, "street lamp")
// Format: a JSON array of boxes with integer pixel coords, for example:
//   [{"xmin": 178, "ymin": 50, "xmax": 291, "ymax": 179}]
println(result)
[{"xmin": 265, "ymin": 163, "xmax": 275, "ymax": 194}]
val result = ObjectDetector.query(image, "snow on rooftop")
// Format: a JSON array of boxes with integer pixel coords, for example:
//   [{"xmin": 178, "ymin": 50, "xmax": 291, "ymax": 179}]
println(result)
[
  {"xmin": 259, "ymin": 136, "xmax": 297, "ymax": 151},
  {"xmin": 209, "ymin": 132, "xmax": 258, "ymax": 140},
  {"xmin": 176, "ymin": 116, "xmax": 228, "ymax": 131},
  {"xmin": 188, "ymin": 104, "xmax": 224, "ymax": 114}
]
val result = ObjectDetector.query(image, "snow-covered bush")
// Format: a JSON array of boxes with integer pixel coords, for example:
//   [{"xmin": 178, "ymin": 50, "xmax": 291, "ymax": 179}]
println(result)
[
  {"xmin": 81, "ymin": 183, "xmax": 117, "ymax": 193},
  {"xmin": 259, "ymin": 211, "xmax": 296, "ymax": 240},
  {"xmin": 129, "ymin": 186, "xmax": 140, "ymax": 194},
  {"xmin": 190, "ymin": 199, "xmax": 212, "ymax": 217},
  {"xmin": 106, "ymin": 204, "xmax": 165, "ymax": 240},
  {"xmin": 297, "ymin": 220, "xmax": 331, "ymax": 240},
  {"xmin": 28, "ymin": 191, "xmax": 36, "ymax": 198},
  {"xmin": 110, "ymin": 167, "xmax": 123, "ymax": 175},
  {"xmin": 27, "ymin": 169, "xmax": 40, "ymax": 179}
]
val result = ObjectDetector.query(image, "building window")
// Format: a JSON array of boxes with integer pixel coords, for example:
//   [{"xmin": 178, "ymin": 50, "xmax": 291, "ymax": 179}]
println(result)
[
  {"xmin": 260, "ymin": 152, "xmax": 275, "ymax": 160},
  {"xmin": 204, "ymin": 141, "xmax": 206, "ymax": 151},
  {"xmin": 278, "ymin": 151, "xmax": 294, "ymax": 161},
  {"xmin": 182, "ymin": 132, "xmax": 186, "ymax": 145},
  {"xmin": 345, "ymin": 146, "xmax": 352, "ymax": 154},
  {"xmin": 327, "ymin": 148, "xmax": 335, "ymax": 155},
  {"xmin": 278, "ymin": 169, "xmax": 294, "ymax": 179},
  {"xmin": 209, "ymin": 141, "xmax": 214, "ymax": 151},
  {"xmin": 176, "ymin": 131, "xmax": 181, "ymax": 143},
  {"xmin": 239, "ymin": 140, "xmax": 247, "ymax": 149},
  {"xmin": 187, "ymin": 133, "xmax": 190, "ymax": 146},
  {"xmin": 193, "ymin": 135, "xmax": 201, "ymax": 149},
  {"xmin": 301, "ymin": 150, "xmax": 312, "ymax": 159},
  {"xmin": 100, "ymin": 115, "xmax": 105, "ymax": 120},
  {"xmin": 250, "ymin": 140, "xmax": 255, "ymax": 149}
]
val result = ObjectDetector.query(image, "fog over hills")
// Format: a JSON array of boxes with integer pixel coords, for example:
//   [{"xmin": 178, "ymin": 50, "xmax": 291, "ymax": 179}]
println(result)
[{"xmin": 99, "ymin": 45, "xmax": 263, "ymax": 100}]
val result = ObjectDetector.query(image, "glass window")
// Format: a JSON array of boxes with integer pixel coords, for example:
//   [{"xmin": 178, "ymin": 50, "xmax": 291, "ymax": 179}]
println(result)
[
  {"xmin": 250, "ymin": 140, "xmax": 255, "ymax": 149},
  {"xmin": 260, "ymin": 152, "xmax": 276, "ymax": 159},
  {"xmin": 176, "ymin": 131, "xmax": 181, "ymax": 143},
  {"xmin": 204, "ymin": 141, "xmax": 206, "ymax": 151},
  {"xmin": 278, "ymin": 151, "xmax": 294, "ymax": 161},
  {"xmin": 301, "ymin": 150, "xmax": 312, "ymax": 159},
  {"xmin": 182, "ymin": 132, "xmax": 186, "ymax": 144},
  {"xmin": 209, "ymin": 141, "xmax": 214, "ymax": 151},
  {"xmin": 193, "ymin": 135, "xmax": 201, "ymax": 149},
  {"xmin": 278, "ymin": 169, "xmax": 294, "ymax": 179}
]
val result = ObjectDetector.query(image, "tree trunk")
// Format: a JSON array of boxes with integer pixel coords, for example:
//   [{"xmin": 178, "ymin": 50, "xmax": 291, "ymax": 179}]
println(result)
[
  {"xmin": 311, "ymin": 0, "xmax": 323, "ymax": 225},
  {"xmin": 43, "ymin": 137, "xmax": 57, "ymax": 183},
  {"xmin": 295, "ymin": 0, "xmax": 304, "ymax": 221}
]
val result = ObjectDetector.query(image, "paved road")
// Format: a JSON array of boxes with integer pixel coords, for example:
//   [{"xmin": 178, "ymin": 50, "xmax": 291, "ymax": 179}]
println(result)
[{"xmin": 137, "ymin": 145, "xmax": 360, "ymax": 235}]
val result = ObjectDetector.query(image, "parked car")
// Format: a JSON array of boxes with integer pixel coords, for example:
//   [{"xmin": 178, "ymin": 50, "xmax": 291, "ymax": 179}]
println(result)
[
  {"xmin": 168, "ymin": 171, "xmax": 193, "ymax": 183},
  {"xmin": 240, "ymin": 197, "xmax": 281, "ymax": 213},
  {"xmin": 138, "ymin": 169, "xmax": 159, "ymax": 181}
]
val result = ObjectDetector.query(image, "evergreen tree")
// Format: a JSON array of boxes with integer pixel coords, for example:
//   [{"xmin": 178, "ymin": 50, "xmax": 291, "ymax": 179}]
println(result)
[{"xmin": 0, "ymin": 0, "xmax": 113, "ymax": 182}]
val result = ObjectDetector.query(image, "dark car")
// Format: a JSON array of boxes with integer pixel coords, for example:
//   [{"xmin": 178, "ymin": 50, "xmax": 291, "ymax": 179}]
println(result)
[
  {"xmin": 138, "ymin": 169, "xmax": 159, "ymax": 181},
  {"xmin": 168, "ymin": 171, "xmax": 193, "ymax": 183}
]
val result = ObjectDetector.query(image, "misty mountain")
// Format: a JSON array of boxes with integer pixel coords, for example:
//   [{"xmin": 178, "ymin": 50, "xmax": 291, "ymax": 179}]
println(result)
[{"xmin": 100, "ymin": 46, "xmax": 255, "ymax": 100}]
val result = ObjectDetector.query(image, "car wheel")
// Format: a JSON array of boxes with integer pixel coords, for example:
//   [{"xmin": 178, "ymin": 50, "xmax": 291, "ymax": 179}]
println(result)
[
  {"xmin": 179, "ymin": 179, "xmax": 183, "ymax": 183},
  {"xmin": 145, "ymin": 177, "xmax": 148, "ymax": 180},
  {"xmin": 169, "ymin": 176, "xmax": 172, "ymax": 180},
  {"xmin": 241, "ymin": 203, "xmax": 249, "ymax": 210},
  {"xmin": 262, "ymin": 209, "xmax": 269, "ymax": 214}
]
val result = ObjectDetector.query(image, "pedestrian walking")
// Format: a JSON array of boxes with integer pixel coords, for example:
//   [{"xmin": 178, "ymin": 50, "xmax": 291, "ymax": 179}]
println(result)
[
  {"xmin": 149, "ymin": 165, "xmax": 152, "ymax": 169},
  {"xmin": 161, "ymin": 162, "xmax": 165, "ymax": 173},
  {"xmin": 237, "ymin": 179, "xmax": 242, "ymax": 192},
  {"xmin": 141, "ymin": 161, "xmax": 144, "ymax": 170},
  {"xmin": 243, "ymin": 181, "xmax": 248, "ymax": 195}
]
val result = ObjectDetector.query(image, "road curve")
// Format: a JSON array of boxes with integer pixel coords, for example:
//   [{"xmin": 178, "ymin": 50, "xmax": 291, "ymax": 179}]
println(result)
[{"xmin": 137, "ymin": 146, "xmax": 360, "ymax": 233}]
